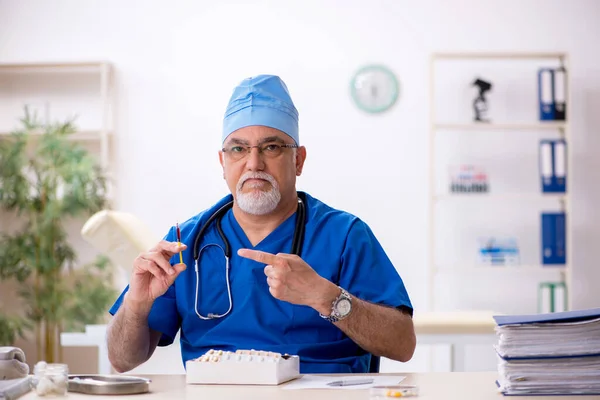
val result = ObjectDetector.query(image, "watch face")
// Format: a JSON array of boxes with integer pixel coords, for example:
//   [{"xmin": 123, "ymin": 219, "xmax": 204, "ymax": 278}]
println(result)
[
  {"xmin": 350, "ymin": 65, "xmax": 399, "ymax": 113},
  {"xmin": 336, "ymin": 299, "xmax": 352, "ymax": 316}
]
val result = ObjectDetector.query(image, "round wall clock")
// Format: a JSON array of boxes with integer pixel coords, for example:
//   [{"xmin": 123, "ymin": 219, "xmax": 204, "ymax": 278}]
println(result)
[{"xmin": 350, "ymin": 65, "xmax": 400, "ymax": 113}]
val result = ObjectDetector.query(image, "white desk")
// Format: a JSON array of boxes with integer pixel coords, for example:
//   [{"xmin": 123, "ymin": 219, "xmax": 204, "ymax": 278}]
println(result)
[{"xmin": 20, "ymin": 372, "xmax": 600, "ymax": 400}]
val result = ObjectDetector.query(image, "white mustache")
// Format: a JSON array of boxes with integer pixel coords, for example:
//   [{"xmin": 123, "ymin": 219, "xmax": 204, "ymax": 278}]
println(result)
[{"xmin": 237, "ymin": 172, "xmax": 277, "ymax": 190}]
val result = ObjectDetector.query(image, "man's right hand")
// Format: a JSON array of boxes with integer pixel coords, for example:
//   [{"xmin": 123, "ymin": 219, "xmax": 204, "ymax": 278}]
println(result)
[{"xmin": 127, "ymin": 240, "xmax": 187, "ymax": 309}]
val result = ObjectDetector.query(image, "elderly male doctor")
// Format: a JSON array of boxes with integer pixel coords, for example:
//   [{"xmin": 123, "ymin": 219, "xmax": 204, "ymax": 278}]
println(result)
[{"xmin": 107, "ymin": 75, "xmax": 416, "ymax": 374}]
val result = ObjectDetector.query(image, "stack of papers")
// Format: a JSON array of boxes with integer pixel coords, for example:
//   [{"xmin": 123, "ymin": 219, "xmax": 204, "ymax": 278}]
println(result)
[{"xmin": 494, "ymin": 308, "xmax": 600, "ymax": 395}]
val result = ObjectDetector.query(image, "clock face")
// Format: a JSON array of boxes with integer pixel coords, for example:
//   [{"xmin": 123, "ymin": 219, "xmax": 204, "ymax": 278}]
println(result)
[
  {"xmin": 336, "ymin": 299, "xmax": 352, "ymax": 316},
  {"xmin": 350, "ymin": 65, "xmax": 399, "ymax": 113}
]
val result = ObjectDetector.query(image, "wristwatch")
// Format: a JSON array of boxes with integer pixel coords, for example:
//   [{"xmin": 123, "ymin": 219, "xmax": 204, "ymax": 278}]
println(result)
[{"xmin": 319, "ymin": 287, "xmax": 353, "ymax": 322}]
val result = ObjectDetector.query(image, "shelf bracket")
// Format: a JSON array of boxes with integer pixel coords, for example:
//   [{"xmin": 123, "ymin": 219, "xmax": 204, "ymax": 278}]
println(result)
[{"xmin": 559, "ymin": 197, "xmax": 567, "ymax": 212}]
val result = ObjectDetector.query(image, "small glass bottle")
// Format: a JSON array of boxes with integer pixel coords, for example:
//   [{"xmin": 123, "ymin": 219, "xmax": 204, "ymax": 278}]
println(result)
[{"xmin": 33, "ymin": 362, "xmax": 69, "ymax": 397}]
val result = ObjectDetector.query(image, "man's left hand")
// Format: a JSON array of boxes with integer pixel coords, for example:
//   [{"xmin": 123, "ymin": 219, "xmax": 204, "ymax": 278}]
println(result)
[{"xmin": 237, "ymin": 249, "xmax": 339, "ymax": 313}]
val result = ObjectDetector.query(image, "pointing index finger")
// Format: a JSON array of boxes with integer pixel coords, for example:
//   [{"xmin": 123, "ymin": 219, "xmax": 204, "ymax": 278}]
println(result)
[{"xmin": 237, "ymin": 249, "xmax": 280, "ymax": 265}]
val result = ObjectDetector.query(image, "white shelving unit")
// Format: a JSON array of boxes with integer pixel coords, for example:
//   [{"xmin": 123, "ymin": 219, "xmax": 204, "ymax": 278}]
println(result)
[
  {"xmin": 428, "ymin": 52, "xmax": 572, "ymax": 314},
  {"xmin": 0, "ymin": 61, "xmax": 115, "ymax": 204}
]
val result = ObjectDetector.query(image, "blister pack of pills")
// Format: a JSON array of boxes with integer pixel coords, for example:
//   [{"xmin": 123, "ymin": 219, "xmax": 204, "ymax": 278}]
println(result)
[
  {"xmin": 185, "ymin": 349, "xmax": 300, "ymax": 385},
  {"xmin": 370, "ymin": 385, "xmax": 420, "ymax": 398}
]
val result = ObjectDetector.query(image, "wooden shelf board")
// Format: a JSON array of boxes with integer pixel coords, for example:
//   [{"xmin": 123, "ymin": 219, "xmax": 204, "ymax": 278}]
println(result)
[
  {"xmin": 0, "ymin": 130, "xmax": 111, "ymax": 141},
  {"xmin": 433, "ymin": 52, "xmax": 567, "ymax": 60},
  {"xmin": 434, "ymin": 193, "xmax": 567, "ymax": 202},
  {"xmin": 433, "ymin": 122, "xmax": 567, "ymax": 131},
  {"xmin": 433, "ymin": 265, "xmax": 568, "ymax": 273},
  {"xmin": 0, "ymin": 62, "xmax": 110, "ymax": 73}
]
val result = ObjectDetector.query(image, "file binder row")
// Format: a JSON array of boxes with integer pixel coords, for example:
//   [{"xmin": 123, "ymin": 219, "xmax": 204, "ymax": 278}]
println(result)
[
  {"xmin": 538, "ymin": 67, "xmax": 567, "ymax": 121},
  {"xmin": 539, "ymin": 139, "xmax": 566, "ymax": 193},
  {"xmin": 538, "ymin": 139, "xmax": 567, "ymax": 265}
]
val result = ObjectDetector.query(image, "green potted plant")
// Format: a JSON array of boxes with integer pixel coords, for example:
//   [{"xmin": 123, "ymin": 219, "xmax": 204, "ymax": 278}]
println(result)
[
  {"xmin": 0, "ymin": 313, "xmax": 28, "ymax": 345},
  {"xmin": 0, "ymin": 108, "xmax": 116, "ymax": 363}
]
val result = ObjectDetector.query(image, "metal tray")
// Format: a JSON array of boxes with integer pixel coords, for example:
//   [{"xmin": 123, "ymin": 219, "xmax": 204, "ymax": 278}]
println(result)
[{"xmin": 68, "ymin": 375, "xmax": 151, "ymax": 395}]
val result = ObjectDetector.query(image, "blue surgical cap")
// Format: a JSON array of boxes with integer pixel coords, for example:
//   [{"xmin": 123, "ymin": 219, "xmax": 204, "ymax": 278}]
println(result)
[{"xmin": 222, "ymin": 75, "xmax": 299, "ymax": 144}]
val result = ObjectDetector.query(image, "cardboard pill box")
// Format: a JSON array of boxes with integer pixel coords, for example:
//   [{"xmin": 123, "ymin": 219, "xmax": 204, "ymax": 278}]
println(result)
[{"xmin": 186, "ymin": 349, "xmax": 300, "ymax": 385}]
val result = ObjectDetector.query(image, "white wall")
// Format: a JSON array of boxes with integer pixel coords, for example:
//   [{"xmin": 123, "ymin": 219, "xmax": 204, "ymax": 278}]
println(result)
[{"xmin": 1, "ymin": 0, "xmax": 600, "ymax": 371}]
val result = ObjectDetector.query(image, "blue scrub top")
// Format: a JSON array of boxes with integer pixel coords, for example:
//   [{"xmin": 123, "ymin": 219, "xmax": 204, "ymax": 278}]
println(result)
[{"xmin": 109, "ymin": 191, "xmax": 413, "ymax": 373}]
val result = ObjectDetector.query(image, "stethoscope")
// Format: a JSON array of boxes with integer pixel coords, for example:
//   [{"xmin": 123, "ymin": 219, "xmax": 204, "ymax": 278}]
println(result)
[{"xmin": 191, "ymin": 192, "xmax": 307, "ymax": 320}]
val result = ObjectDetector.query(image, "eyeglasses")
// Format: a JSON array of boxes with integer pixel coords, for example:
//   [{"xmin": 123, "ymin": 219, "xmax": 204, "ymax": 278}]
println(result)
[{"xmin": 221, "ymin": 143, "xmax": 298, "ymax": 161}]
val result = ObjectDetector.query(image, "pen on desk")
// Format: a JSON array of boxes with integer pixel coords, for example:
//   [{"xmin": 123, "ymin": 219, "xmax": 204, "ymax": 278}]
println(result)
[
  {"xmin": 327, "ymin": 378, "xmax": 374, "ymax": 387},
  {"xmin": 176, "ymin": 222, "xmax": 184, "ymax": 264}
]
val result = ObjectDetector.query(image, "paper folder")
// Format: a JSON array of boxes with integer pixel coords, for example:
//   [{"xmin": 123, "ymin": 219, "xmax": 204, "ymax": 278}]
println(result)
[
  {"xmin": 494, "ymin": 307, "xmax": 600, "ymax": 327},
  {"xmin": 554, "ymin": 67, "xmax": 567, "ymax": 121},
  {"xmin": 538, "ymin": 68, "xmax": 555, "ymax": 120},
  {"xmin": 539, "ymin": 139, "xmax": 567, "ymax": 193},
  {"xmin": 541, "ymin": 212, "xmax": 566, "ymax": 265}
]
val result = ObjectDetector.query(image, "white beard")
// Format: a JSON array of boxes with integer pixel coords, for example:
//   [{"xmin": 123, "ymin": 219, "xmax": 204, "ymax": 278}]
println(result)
[{"xmin": 236, "ymin": 171, "xmax": 281, "ymax": 215}]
